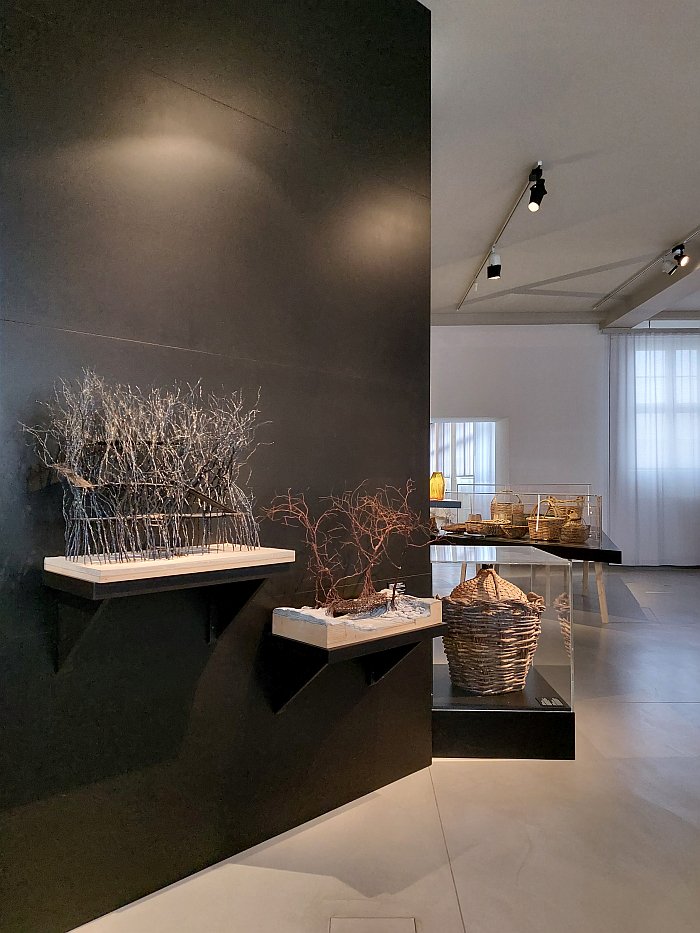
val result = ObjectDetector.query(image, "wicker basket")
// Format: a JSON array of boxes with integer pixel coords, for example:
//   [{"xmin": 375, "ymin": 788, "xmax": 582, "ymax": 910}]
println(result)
[
  {"xmin": 464, "ymin": 518, "xmax": 503, "ymax": 536},
  {"xmin": 500, "ymin": 523, "xmax": 529, "ymax": 539},
  {"xmin": 441, "ymin": 522, "xmax": 467, "ymax": 533},
  {"xmin": 490, "ymin": 491, "xmax": 524, "ymax": 525},
  {"xmin": 527, "ymin": 501, "xmax": 566, "ymax": 542},
  {"xmin": 546, "ymin": 495, "xmax": 585, "ymax": 521},
  {"xmin": 442, "ymin": 569, "xmax": 545, "ymax": 695},
  {"xmin": 559, "ymin": 520, "xmax": 590, "ymax": 544}
]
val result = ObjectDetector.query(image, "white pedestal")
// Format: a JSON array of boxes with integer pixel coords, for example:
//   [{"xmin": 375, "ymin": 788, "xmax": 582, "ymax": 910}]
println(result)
[
  {"xmin": 272, "ymin": 598, "xmax": 442, "ymax": 649},
  {"xmin": 44, "ymin": 545, "xmax": 295, "ymax": 583}
]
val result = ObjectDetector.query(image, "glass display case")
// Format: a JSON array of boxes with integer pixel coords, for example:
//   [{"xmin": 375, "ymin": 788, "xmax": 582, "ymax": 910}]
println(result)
[
  {"xmin": 431, "ymin": 544, "xmax": 574, "ymax": 759},
  {"xmin": 452, "ymin": 483, "xmax": 603, "ymax": 545},
  {"xmin": 428, "ymin": 499, "xmax": 461, "ymax": 532}
]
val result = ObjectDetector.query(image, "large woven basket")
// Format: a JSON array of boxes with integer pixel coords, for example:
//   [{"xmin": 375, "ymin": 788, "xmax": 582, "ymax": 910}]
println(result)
[
  {"xmin": 527, "ymin": 501, "xmax": 565, "ymax": 542},
  {"xmin": 442, "ymin": 568, "xmax": 545, "ymax": 695},
  {"xmin": 490, "ymin": 491, "xmax": 525, "ymax": 525}
]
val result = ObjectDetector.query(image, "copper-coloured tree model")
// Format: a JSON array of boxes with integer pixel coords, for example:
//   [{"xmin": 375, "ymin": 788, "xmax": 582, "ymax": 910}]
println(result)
[{"xmin": 266, "ymin": 479, "xmax": 428, "ymax": 612}]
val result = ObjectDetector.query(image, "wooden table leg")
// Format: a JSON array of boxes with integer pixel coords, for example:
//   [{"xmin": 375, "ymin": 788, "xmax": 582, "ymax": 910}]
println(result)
[
  {"xmin": 545, "ymin": 564, "xmax": 552, "ymax": 605},
  {"xmin": 460, "ymin": 561, "xmax": 467, "ymax": 584},
  {"xmin": 582, "ymin": 560, "xmax": 590, "ymax": 589},
  {"xmin": 594, "ymin": 561, "xmax": 609, "ymax": 625}
]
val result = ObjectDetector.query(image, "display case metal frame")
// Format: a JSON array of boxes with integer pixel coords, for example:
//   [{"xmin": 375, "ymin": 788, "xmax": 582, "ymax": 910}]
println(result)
[{"xmin": 435, "ymin": 531, "xmax": 621, "ymax": 624}]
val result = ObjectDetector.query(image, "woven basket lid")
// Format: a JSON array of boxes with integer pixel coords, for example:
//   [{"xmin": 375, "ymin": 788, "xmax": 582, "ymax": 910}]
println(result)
[{"xmin": 449, "ymin": 567, "xmax": 529, "ymax": 603}]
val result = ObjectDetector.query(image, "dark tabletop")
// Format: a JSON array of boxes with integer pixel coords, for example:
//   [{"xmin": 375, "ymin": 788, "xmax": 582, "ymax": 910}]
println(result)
[{"xmin": 432, "ymin": 531, "xmax": 622, "ymax": 564}]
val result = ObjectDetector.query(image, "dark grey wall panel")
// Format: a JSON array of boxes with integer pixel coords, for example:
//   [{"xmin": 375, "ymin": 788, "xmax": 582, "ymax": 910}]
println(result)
[
  {"xmin": 3, "ymin": 65, "xmax": 429, "ymax": 370},
  {"xmin": 0, "ymin": 2, "xmax": 430, "ymax": 929},
  {"xmin": 2, "ymin": 0, "xmax": 430, "ymax": 194}
]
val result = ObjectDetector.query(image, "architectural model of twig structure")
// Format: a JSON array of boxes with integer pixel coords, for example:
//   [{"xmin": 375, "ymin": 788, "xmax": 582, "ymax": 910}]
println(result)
[
  {"xmin": 25, "ymin": 371, "xmax": 262, "ymax": 562},
  {"xmin": 266, "ymin": 480, "xmax": 427, "ymax": 613}
]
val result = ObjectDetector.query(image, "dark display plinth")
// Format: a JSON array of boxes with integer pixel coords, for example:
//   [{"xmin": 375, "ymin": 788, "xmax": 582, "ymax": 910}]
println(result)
[{"xmin": 432, "ymin": 664, "xmax": 575, "ymax": 760}]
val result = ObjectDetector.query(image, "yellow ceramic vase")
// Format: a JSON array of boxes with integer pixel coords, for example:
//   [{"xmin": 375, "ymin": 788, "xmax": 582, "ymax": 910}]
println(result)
[{"xmin": 429, "ymin": 471, "xmax": 446, "ymax": 501}]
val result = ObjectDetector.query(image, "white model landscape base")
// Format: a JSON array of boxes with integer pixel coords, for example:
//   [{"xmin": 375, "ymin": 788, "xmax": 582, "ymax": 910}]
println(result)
[
  {"xmin": 273, "ymin": 595, "xmax": 442, "ymax": 649},
  {"xmin": 44, "ymin": 545, "xmax": 296, "ymax": 583}
]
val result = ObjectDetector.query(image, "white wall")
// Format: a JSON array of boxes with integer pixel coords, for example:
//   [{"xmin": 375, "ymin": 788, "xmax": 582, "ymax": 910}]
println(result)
[{"xmin": 431, "ymin": 325, "xmax": 610, "ymax": 498}]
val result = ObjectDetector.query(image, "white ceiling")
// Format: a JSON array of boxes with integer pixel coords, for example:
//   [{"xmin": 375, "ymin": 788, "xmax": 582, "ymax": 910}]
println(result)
[
  {"xmin": 666, "ymin": 286, "xmax": 700, "ymax": 314},
  {"xmin": 422, "ymin": 0, "xmax": 700, "ymax": 326}
]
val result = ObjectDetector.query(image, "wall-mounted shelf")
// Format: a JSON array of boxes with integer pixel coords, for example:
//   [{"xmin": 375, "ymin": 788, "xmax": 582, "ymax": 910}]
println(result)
[
  {"xmin": 43, "ymin": 547, "xmax": 295, "ymax": 672},
  {"xmin": 268, "ymin": 621, "xmax": 446, "ymax": 714},
  {"xmin": 429, "ymin": 499, "xmax": 461, "ymax": 509},
  {"xmin": 44, "ymin": 546, "xmax": 295, "ymax": 599}
]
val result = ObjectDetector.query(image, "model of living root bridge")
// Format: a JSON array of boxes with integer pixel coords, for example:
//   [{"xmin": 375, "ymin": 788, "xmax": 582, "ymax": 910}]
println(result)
[{"xmin": 25, "ymin": 371, "xmax": 262, "ymax": 562}]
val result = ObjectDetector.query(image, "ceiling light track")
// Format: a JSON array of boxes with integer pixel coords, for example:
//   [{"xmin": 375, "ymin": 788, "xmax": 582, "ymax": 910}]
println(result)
[
  {"xmin": 593, "ymin": 227, "xmax": 700, "ymax": 311},
  {"xmin": 458, "ymin": 161, "xmax": 546, "ymax": 310}
]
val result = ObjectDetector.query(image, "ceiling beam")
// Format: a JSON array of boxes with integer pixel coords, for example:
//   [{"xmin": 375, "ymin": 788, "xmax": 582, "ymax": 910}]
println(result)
[
  {"xmin": 654, "ymin": 309, "xmax": 700, "ymax": 319},
  {"xmin": 601, "ymin": 260, "xmax": 700, "ymax": 328},
  {"xmin": 432, "ymin": 309, "xmax": 602, "ymax": 326}
]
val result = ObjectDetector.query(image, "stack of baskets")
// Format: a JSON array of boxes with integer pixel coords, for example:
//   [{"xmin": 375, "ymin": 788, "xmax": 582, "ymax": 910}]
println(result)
[
  {"xmin": 547, "ymin": 495, "xmax": 589, "ymax": 544},
  {"xmin": 441, "ymin": 568, "xmax": 546, "ymax": 695}
]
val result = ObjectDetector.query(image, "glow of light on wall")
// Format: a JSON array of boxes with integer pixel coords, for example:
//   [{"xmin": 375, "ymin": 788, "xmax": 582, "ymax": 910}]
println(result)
[
  {"xmin": 20, "ymin": 130, "xmax": 265, "ymax": 194},
  {"xmin": 337, "ymin": 189, "xmax": 426, "ymax": 264},
  {"xmin": 98, "ymin": 133, "xmax": 258, "ymax": 181}
]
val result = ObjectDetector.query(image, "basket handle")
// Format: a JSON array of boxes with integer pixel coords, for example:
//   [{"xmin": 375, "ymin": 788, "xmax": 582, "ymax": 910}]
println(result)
[
  {"xmin": 545, "ymin": 494, "xmax": 584, "ymax": 509},
  {"xmin": 530, "ymin": 498, "xmax": 553, "ymax": 518},
  {"xmin": 547, "ymin": 494, "xmax": 584, "ymax": 504},
  {"xmin": 491, "ymin": 490, "xmax": 522, "ymax": 506}
]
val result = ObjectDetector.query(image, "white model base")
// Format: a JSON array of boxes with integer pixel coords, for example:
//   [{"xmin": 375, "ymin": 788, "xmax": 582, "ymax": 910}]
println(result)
[
  {"xmin": 272, "ymin": 597, "xmax": 442, "ymax": 649},
  {"xmin": 44, "ymin": 545, "xmax": 295, "ymax": 583}
]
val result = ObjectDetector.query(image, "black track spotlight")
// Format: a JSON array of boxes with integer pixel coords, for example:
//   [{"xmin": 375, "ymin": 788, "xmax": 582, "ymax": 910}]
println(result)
[
  {"xmin": 662, "ymin": 256, "xmax": 678, "ymax": 276},
  {"xmin": 487, "ymin": 249, "xmax": 501, "ymax": 280},
  {"xmin": 672, "ymin": 243, "xmax": 690, "ymax": 268},
  {"xmin": 528, "ymin": 162, "xmax": 547, "ymax": 212}
]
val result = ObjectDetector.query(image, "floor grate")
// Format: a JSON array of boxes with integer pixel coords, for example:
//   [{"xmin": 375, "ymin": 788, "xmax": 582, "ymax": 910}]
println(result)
[{"xmin": 330, "ymin": 919, "xmax": 416, "ymax": 933}]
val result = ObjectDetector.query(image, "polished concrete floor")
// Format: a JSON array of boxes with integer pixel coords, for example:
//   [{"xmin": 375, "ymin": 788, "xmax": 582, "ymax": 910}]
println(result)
[{"xmin": 76, "ymin": 566, "xmax": 700, "ymax": 933}]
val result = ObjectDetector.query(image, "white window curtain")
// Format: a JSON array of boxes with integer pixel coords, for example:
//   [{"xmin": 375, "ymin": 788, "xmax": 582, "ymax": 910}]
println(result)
[
  {"xmin": 429, "ymin": 420, "xmax": 496, "ymax": 493},
  {"xmin": 610, "ymin": 333, "xmax": 700, "ymax": 565}
]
